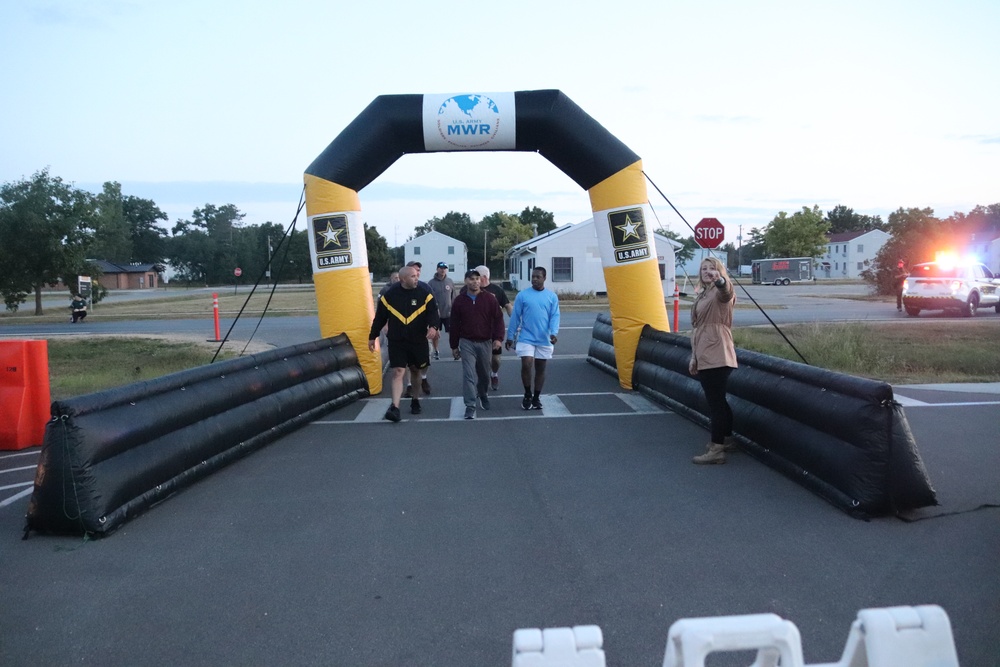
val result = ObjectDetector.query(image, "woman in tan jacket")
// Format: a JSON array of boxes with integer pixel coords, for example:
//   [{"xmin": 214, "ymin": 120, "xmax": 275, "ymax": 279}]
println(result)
[{"xmin": 688, "ymin": 256, "xmax": 737, "ymax": 464}]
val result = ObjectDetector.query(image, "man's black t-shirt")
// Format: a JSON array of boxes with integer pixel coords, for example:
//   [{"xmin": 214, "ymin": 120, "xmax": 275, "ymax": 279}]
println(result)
[{"xmin": 369, "ymin": 283, "xmax": 440, "ymax": 343}]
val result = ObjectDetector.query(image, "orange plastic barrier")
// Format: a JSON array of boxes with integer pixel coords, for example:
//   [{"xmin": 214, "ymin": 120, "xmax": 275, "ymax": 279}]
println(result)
[{"xmin": 0, "ymin": 340, "xmax": 51, "ymax": 450}]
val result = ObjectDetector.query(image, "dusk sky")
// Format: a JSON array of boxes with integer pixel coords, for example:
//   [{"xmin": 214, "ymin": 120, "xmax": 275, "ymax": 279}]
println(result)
[{"xmin": 2, "ymin": 0, "xmax": 997, "ymax": 248}]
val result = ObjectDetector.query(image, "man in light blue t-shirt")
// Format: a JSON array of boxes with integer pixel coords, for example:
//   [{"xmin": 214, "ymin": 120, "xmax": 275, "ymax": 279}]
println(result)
[{"xmin": 505, "ymin": 266, "xmax": 560, "ymax": 411}]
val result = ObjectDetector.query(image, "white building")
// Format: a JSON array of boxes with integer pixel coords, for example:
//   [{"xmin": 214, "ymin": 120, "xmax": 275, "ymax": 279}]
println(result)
[
  {"xmin": 818, "ymin": 229, "xmax": 890, "ymax": 279},
  {"xmin": 962, "ymin": 231, "xmax": 1000, "ymax": 273},
  {"xmin": 675, "ymin": 248, "xmax": 731, "ymax": 285},
  {"xmin": 504, "ymin": 219, "xmax": 681, "ymax": 297},
  {"xmin": 404, "ymin": 230, "xmax": 468, "ymax": 275},
  {"xmin": 986, "ymin": 237, "xmax": 1000, "ymax": 274}
]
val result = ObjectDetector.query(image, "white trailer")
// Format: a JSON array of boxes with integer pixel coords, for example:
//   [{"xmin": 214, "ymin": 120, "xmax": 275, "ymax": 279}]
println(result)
[{"xmin": 751, "ymin": 257, "xmax": 814, "ymax": 285}]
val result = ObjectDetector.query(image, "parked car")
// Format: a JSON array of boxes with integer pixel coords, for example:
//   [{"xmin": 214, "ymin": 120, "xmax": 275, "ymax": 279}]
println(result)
[{"xmin": 902, "ymin": 261, "xmax": 1000, "ymax": 317}]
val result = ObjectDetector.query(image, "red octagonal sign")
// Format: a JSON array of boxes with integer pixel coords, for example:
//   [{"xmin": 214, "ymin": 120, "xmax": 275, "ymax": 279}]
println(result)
[{"xmin": 694, "ymin": 217, "xmax": 724, "ymax": 249}]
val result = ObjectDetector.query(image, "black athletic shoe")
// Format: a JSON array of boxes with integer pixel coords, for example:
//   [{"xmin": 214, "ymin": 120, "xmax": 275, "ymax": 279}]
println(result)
[
  {"xmin": 521, "ymin": 396, "xmax": 532, "ymax": 410},
  {"xmin": 410, "ymin": 399, "xmax": 421, "ymax": 415},
  {"xmin": 421, "ymin": 378, "xmax": 431, "ymax": 395},
  {"xmin": 384, "ymin": 405, "xmax": 401, "ymax": 422},
  {"xmin": 464, "ymin": 407, "xmax": 476, "ymax": 420},
  {"xmin": 530, "ymin": 397, "xmax": 543, "ymax": 410},
  {"xmin": 403, "ymin": 386, "xmax": 412, "ymax": 399},
  {"xmin": 479, "ymin": 395, "xmax": 490, "ymax": 410}
]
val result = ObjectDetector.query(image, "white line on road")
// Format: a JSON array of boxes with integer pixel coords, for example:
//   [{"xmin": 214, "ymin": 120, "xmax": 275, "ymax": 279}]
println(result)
[
  {"xmin": 0, "ymin": 487, "xmax": 33, "ymax": 508},
  {"xmin": 0, "ymin": 451, "xmax": 40, "ymax": 460},
  {"xmin": 0, "ymin": 481, "xmax": 34, "ymax": 491},
  {"xmin": 1, "ymin": 465, "xmax": 38, "ymax": 475}
]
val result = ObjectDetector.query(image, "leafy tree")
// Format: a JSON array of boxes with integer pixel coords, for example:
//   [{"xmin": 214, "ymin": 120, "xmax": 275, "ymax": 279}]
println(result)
[
  {"xmin": 863, "ymin": 207, "xmax": 944, "ymax": 294},
  {"xmin": 0, "ymin": 169, "xmax": 95, "ymax": 314},
  {"xmin": 825, "ymin": 205, "xmax": 885, "ymax": 234},
  {"xmin": 365, "ymin": 223, "xmax": 393, "ymax": 278},
  {"xmin": 763, "ymin": 205, "xmax": 830, "ymax": 258},
  {"xmin": 656, "ymin": 229, "xmax": 697, "ymax": 266},
  {"xmin": 91, "ymin": 181, "xmax": 169, "ymax": 264},
  {"xmin": 718, "ymin": 242, "xmax": 739, "ymax": 270},
  {"xmin": 168, "ymin": 204, "xmax": 246, "ymax": 284},
  {"xmin": 519, "ymin": 206, "xmax": 556, "ymax": 235},
  {"xmin": 413, "ymin": 211, "xmax": 483, "ymax": 265},
  {"xmin": 481, "ymin": 211, "xmax": 521, "ymax": 274},
  {"xmin": 91, "ymin": 182, "xmax": 130, "ymax": 261},
  {"xmin": 490, "ymin": 216, "xmax": 534, "ymax": 264},
  {"xmin": 281, "ymin": 229, "xmax": 312, "ymax": 284}
]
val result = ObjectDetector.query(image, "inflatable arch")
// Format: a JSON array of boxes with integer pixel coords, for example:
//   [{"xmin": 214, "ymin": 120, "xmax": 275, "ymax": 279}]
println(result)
[{"xmin": 304, "ymin": 90, "xmax": 670, "ymax": 393}]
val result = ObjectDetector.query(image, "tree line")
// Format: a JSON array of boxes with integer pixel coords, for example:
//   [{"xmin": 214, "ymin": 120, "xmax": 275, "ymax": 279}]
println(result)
[
  {"xmin": 3, "ymin": 169, "xmax": 996, "ymax": 313},
  {"xmin": 0, "ymin": 169, "xmax": 557, "ymax": 315},
  {"xmin": 679, "ymin": 203, "xmax": 999, "ymax": 294}
]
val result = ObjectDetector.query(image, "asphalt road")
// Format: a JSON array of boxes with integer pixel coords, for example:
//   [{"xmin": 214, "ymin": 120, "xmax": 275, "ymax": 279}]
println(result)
[{"xmin": 1, "ymin": 282, "xmax": 998, "ymax": 665}]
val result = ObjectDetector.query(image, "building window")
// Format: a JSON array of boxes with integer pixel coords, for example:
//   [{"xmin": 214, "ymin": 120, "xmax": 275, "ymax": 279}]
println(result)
[
  {"xmin": 414, "ymin": 247, "xmax": 421, "ymax": 255},
  {"xmin": 552, "ymin": 257, "xmax": 572, "ymax": 282},
  {"xmin": 857, "ymin": 262, "xmax": 864, "ymax": 270},
  {"xmin": 857, "ymin": 244, "xmax": 863, "ymax": 252},
  {"xmin": 448, "ymin": 246, "xmax": 454, "ymax": 255}
]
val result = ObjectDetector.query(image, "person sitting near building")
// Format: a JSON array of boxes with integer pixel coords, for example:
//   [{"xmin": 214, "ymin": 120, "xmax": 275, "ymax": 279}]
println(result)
[{"xmin": 70, "ymin": 294, "xmax": 88, "ymax": 323}]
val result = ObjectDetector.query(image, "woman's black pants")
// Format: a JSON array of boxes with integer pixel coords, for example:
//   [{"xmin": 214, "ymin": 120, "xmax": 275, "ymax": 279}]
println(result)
[{"xmin": 698, "ymin": 366, "xmax": 733, "ymax": 444}]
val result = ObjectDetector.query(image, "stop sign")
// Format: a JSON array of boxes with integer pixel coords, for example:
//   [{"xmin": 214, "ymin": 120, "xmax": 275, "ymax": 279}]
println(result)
[
  {"xmin": 694, "ymin": 218, "xmax": 725, "ymax": 249},
  {"xmin": 234, "ymin": 267, "xmax": 242, "ymax": 277}
]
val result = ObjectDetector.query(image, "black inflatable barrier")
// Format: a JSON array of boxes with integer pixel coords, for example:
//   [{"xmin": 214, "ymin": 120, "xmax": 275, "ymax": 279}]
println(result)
[
  {"xmin": 587, "ymin": 314, "xmax": 937, "ymax": 518},
  {"xmin": 585, "ymin": 312, "xmax": 617, "ymax": 376},
  {"xmin": 25, "ymin": 335, "xmax": 369, "ymax": 537}
]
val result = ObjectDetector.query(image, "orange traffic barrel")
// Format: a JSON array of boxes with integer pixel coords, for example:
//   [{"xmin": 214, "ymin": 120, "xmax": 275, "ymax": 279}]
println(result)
[{"xmin": 0, "ymin": 340, "xmax": 51, "ymax": 450}]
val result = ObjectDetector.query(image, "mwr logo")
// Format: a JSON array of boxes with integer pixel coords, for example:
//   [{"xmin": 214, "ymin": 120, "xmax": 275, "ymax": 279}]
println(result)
[
  {"xmin": 436, "ymin": 94, "xmax": 502, "ymax": 148},
  {"xmin": 312, "ymin": 214, "xmax": 352, "ymax": 267},
  {"xmin": 607, "ymin": 208, "xmax": 649, "ymax": 263}
]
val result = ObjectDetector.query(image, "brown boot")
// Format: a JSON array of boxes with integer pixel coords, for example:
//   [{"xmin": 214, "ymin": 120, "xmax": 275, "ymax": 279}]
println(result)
[
  {"xmin": 722, "ymin": 436, "xmax": 738, "ymax": 453},
  {"xmin": 692, "ymin": 443, "xmax": 727, "ymax": 465}
]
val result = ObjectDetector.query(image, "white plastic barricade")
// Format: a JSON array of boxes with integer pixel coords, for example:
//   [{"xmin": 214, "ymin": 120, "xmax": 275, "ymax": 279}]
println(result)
[
  {"xmin": 512, "ymin": 625, "xmax": 605, "ymax": 667},
  {"xmin": 513, "ymin": 605, "xmax": 959, "ymax": 667},
  {"xmin": 813, "ymin": 605, "xmax": 959, "ymax": 667},
  {"xmin": 662, "ymin": 613, "xmax": 804, "ymax": 667}
]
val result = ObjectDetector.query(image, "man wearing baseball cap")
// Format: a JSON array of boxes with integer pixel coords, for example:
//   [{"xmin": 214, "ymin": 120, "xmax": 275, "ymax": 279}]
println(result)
[
  {"xmin": 474, "ymin": 265, "xmax": 512, "ymax": 390},
  {"xmin": 428, "ymin": 261, "xmax": 455, "ymax": 361},
  {"xmin": 449, "ymin": 268, "xmax": 505, "ymax": 420}
]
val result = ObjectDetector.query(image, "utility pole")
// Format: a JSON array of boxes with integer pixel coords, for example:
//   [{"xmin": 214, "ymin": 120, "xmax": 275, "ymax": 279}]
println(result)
[
  {"xmin": 266, "ymin": 240, "xmax": 273, "ymax": 285},
  {"xmin": 483, "ymin": 229, "xmax": 488, "ymax": 267},
  {"xmin": 737, "ymin": 224, "xmax": 743, "ymax": 274}
]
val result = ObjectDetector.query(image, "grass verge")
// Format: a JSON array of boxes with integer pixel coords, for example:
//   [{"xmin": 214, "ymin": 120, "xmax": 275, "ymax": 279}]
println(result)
[
  {"xmin": 46, "ymin": 337, "xmax": 249, "ymax": 400},
  {"xmin": 732, "ymin": 321, "xmax": 1000, "ymax": 385}
]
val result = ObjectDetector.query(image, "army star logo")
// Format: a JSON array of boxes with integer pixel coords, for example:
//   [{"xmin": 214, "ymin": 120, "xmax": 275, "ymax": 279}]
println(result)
[
  {"xmin": 608, "ymin": 208, "xmax": 647, "ymax": 248},
  {"xmin": 312, "ymin": 214, "xmax": 351, "ymax": 254},
  {"xmin": 615, "ymin": 214, "xmax": 642, "ymax": 242},
  {"xmin": 319, "ymin": 221, "xmax": 344, "ymax": 248}
]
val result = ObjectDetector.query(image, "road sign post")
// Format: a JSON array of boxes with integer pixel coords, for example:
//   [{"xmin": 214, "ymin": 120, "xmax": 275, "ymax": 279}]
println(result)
[{"xmin": 694, "ymin": 218, "xmax": 725, "ymax": 249}]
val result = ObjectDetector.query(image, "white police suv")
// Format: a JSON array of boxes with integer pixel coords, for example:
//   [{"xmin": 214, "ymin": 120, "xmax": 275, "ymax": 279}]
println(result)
[{"xmin": 902, "ymin": 261, "xmax": 1000, "ymax": 317}]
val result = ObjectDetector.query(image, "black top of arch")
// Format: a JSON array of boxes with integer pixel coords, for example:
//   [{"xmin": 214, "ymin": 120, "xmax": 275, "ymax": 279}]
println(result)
[{"xmin": 305, "ymin": 89, "xmax": 640, "ymax": 193}]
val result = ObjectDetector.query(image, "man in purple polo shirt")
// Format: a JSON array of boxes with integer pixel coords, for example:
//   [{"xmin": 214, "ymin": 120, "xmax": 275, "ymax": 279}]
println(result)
[{"xmin": 449, "ymin": 268, "xmax": 505, "ymax": 420}]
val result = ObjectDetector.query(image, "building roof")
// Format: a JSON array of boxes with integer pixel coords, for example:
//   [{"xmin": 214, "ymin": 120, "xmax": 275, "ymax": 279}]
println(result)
[
  {"xmin": 90, "ymin": 260, "xmax": 159, "ymax": 274},
  {"xmin": 508, "ymin": 221, "xmax": 579, "ymax": 254},
  {"xmin": 508, "ymin": 220, "xmax": 684, "ymax": 257},
  {"xmin": 825, "ymin": 231, "xmax": 868, "ymax": 243},
  {"xmin": 404, "ymin": 229, "xmax": 466, "ymax": 247}
]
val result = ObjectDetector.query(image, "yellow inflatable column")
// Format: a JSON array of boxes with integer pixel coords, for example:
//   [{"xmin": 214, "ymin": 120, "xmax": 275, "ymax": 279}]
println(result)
[
  {"xmin": 588, "ymin": 160, "xmax": 671, "ymax": 389},
  {"xmin": 303, "ymin": 174, "xmax": 382, "ymax": 394}
]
